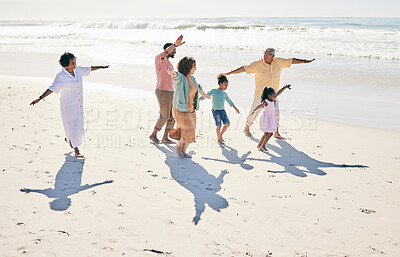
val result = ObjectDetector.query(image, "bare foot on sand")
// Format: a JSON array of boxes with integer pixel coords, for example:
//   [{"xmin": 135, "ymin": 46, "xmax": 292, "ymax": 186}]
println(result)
[
  {"xmin": 244, "ymin": 129, "xmax": 252, "ymax": 137},
  {"xmin": 257, "ymin": 145, "xmax": 268, "ymax": 152},
  {"xmin": 274, "ymin": 132, "xmax": 286, "ymax": 140},
  {"xmin": 74, "ymin": 149, "xmax": 84, "ymax": 158},
  {"xmin": 174, "ymin": 145, "xmax": 183, "ymax": 157},
  {"xmin": 149, "ymin": 134, "xmax": 160, "ymax": 144}
]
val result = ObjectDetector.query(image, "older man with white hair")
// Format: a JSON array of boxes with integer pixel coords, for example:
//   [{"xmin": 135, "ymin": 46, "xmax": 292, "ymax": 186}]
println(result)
[{"xmin": 225, "ymin": 48, "xmax": 315, "ymax": 139}]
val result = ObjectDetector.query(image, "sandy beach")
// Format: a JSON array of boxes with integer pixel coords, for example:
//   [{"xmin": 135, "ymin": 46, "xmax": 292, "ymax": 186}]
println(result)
[{"xmin": 1, "ymin": 72, "xmax": 399, "ymax": 256}]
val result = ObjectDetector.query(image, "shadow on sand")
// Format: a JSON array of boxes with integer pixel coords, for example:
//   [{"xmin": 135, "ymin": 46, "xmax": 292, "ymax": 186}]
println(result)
[
  {"xmin": 20, "ymin": 153, "xmax": 113, "ymax": 211},
  {"xmin": 154, "ymin": 144, "xmax": 229, "ymax": 225},
  {"xmin": 202, "ymin": 144, "xmax": 253, "ymax": 170},
  {"xmin": 246, "ymin": 138, "xmax": 368, "ymax": 177}
]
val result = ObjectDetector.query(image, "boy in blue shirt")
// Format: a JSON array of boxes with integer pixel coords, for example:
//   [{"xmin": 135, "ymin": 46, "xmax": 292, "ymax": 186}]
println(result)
[{"xmin": 201, "ymin": 74, "xmax": 240, "ymax": 144}]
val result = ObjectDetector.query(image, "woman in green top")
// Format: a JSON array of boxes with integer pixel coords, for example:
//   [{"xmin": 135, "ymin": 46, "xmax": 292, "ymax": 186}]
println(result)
[{"xmin": 167, "ymin": 57, "xmax": 210, "ymax": 158}]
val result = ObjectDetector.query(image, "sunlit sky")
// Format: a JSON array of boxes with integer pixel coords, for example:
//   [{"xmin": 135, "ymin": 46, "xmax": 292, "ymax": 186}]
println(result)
[{"xmin": 1, "ymin": 0, "xmax": 399, "ymax": 19}]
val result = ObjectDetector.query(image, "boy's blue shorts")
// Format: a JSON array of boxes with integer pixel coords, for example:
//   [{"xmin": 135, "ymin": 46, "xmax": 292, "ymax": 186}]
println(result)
[{"xmin": 212, "ymin": 109, "xmax": 230, "ymax": 126}]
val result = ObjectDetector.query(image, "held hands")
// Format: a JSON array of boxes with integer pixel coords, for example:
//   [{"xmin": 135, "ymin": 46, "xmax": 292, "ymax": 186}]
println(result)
[
  {"xmin": 166, "ymin": 69, "xmax": 176, "ymax": 77},
  {"xmin": 175, "ymin": 35, "xmax": 185, "ymax": 47},
  {"xmin": 199, "ymin": 95, "xmax": 211, "ymax": 100}
]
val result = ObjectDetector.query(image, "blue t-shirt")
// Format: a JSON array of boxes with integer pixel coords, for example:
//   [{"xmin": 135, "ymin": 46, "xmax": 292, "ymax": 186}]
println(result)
[{"xmin": 201, "ymin": 88, "xmax": 234, "ymax": 110}]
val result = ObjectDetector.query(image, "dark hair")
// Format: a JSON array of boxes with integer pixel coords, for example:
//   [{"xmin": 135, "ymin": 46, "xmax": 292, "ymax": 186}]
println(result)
[
  {"xmin": 261, "ymin": 87, "xmax": 275, "ymax": 102},
  {"xmin": 217, "ymin": 74, "xmax": 228, "ymax": 84},
  {"xmin": 177, "ymin": 56, "xmax": 196, "ymax": 76},
  {"xmin": 59, "ymin": 52, "xmax": 75, "ymax": 67},
  {"xmin": 163, "ymin": 43, "xmax": 173, "ymax": 50}
]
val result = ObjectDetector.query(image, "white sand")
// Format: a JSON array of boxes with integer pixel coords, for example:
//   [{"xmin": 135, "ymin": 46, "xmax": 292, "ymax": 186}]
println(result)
[{"xmin": 1, "ymin": 74, "xmax": 399, "ymax": 257}]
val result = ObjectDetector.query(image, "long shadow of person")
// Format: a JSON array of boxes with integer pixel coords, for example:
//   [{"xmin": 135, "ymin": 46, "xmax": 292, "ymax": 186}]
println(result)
[
  {"xmin": 247, "ymin": 139, "xmax": 368, "ymax": 177},
  {"xmin": 202, "ymin": 144, "xmax": 253, "ymax": 170},
  {"xmin": 20, "ymin": 153, "xmax": 113, "ymax": 211},
  {"xmin": 154, "ymin": 144, "xmax": 229, "ymax": 225}
]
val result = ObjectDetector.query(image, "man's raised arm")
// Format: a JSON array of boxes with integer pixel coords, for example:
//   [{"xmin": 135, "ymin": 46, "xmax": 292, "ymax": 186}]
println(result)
[{"xmin": 160, "ymin": 35, "xmax": 185, "ymax": 59}]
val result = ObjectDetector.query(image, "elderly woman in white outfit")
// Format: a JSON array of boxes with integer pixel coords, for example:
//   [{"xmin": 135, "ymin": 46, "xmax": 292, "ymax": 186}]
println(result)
[{"xmin": 30, "ymin": 52, "xmax": 109, "ymax": 157}]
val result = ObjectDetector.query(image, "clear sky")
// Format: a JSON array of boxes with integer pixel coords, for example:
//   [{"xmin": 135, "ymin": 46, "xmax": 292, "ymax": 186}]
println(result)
[{"xmin": 1, "ymin": 0, "xmax": 399, "ymax": 19}]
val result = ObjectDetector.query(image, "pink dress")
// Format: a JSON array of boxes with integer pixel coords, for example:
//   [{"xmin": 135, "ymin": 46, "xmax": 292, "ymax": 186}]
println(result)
[{"xmin": 260, "ymin": 99, "xmax": 277, "ymax": 133}]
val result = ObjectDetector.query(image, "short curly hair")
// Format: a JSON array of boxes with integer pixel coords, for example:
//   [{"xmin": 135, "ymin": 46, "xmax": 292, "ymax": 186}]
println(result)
[
  {"xmin": 177, "ymin": 56, "xmax": 196, "ymax": 76},
  {"xmin": 261, "ymin": 87, "xmax": 275, "ymax": 102},
  {"xmin": 217, "ymin": 74, "xmax": 228, "ymax": 84},
  {"xmin": 59, "ymin": 52, "xmax": 75, "ymax": 67}
]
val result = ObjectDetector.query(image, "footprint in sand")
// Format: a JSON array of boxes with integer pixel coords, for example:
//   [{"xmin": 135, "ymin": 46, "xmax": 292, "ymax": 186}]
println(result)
[{"xmin": 360, "ymin": 208, "xmax": 376, "ymax": 214}]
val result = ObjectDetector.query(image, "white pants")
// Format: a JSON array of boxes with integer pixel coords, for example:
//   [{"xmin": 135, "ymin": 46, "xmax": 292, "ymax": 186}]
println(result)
[{"xmin": 246, "ymin": 95, "xmax": 280, "ymax": 127}]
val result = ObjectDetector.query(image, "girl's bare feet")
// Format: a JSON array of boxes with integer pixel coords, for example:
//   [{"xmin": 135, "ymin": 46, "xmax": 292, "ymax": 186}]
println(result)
[
  {"xmin": 257, "ymin": 145, "xmax": 268, "ymax": 152},
  {"xmin": 274, "ymin": 132, "xmax": 286, "ymax": 140}
]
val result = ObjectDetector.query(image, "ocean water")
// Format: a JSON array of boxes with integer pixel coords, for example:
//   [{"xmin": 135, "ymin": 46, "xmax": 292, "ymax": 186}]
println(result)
[{"xmin": 1, "ymin": 17, "xmax": 399, "ymax": 129}]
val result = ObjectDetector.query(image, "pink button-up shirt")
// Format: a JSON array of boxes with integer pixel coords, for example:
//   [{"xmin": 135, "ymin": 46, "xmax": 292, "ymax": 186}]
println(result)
[{"xmin": 155, "ymin": 53, "xmax": 174, "ymax": 91}]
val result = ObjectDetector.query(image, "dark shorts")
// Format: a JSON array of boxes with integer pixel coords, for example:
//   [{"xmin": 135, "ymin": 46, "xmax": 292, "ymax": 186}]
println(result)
[{"xmin": 212, "ymin": 109, "xmax": 230, "ymax": 126}]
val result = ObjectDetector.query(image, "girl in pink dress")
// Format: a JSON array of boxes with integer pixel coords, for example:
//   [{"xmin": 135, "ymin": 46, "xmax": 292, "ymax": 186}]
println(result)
[{"xmin": 250, "ymin": 84, "xmax": 291, "ymax": 151}]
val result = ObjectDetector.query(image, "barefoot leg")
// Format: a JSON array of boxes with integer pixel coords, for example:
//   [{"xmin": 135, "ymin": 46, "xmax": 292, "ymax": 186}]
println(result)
[
  {"xmin": 161, "ymin": 129, "xmax": 175, "ymax": 144},
  {"xmin": 244, "ymin": 125, "xmax": 252, "ymax": 137},
  {"xmin": 74, "ymin": 147, "xmax": 84, "ymax": 157},
  {"xmin": 220, "ymin": 123, "xmax": 230, "ymax": 143},
  {"xmin": 261, "ymin": 133, "xmax": 273, "ymax": 149},
  {"xmin": 216, "ymin": 126, "xmax": 221, "ymax": 143},
  {"xmin": 274, "ymin": 128, "xmax": 286, "ymax": 140},
  {"xmin": 149, "ymin": 130, "xmax": 160, "ymax": 144},
  {"xmin": 182, "ymin": 142, "xmax": 191, "ymax": 157},
  {"xmin": 174, "ymin": 139, "xmax": 184, "ymax": 157}
]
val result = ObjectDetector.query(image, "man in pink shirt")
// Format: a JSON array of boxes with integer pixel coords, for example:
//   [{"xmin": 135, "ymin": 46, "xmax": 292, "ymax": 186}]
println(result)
[{"xmin": 150, "ymin": 35, "xmax": 185, "ymax": 144}]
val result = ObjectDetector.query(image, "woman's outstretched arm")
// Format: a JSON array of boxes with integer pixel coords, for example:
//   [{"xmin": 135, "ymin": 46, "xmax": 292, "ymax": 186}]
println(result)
[
  {"xmin": 30, "ymin": 89, "xmax": 53, "ymax": 105},
  {"xmin": 91, "ymin": 65, "xmax": 109, "ymax": 71},
  {"xmin": 199, "ymin": 90, "xmax": 211, "ymax": 99}
]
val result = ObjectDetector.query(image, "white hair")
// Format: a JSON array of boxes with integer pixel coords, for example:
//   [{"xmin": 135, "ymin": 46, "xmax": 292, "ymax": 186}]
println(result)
[{"xmin": 265, "ymin": 48, "xmax": 275, "ymax": 55}]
